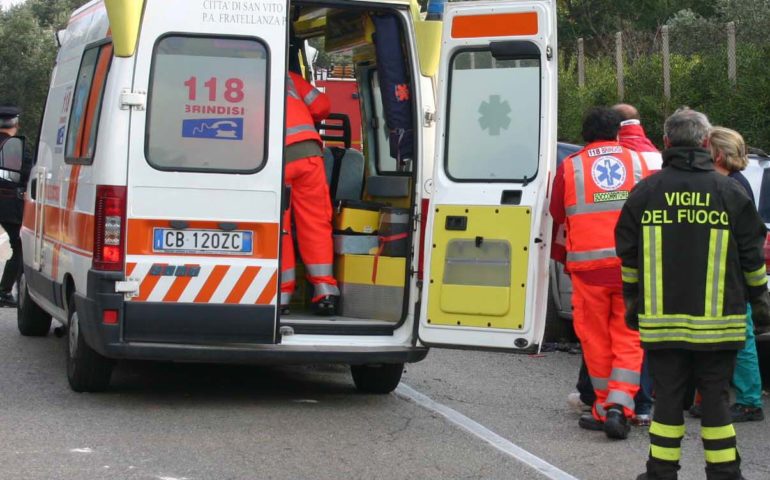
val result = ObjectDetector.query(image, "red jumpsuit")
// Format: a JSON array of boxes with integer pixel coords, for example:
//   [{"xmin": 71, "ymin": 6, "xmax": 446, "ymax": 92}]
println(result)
[
  {"xmin": 281, "ymin": 72, "xmax": 339, "ymax": 305},
  {"xmin": 550, "ymin": 141, "xmax": 648, "ymax": 421}
]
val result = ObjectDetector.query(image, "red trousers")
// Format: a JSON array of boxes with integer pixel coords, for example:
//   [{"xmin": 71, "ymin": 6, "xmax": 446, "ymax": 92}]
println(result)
[
  {"xmin": 281, "ymin": 155, "xmax": 339, "ymax": 304},
  {"xmin": 572, "ymin": 275, "xmax": 643, "ymax": 420}
]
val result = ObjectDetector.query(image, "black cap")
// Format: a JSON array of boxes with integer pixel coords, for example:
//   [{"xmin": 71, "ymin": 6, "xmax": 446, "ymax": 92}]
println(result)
[{"xmin": 0, "ymin": 105, "xmax": 21, "ymax": 120}]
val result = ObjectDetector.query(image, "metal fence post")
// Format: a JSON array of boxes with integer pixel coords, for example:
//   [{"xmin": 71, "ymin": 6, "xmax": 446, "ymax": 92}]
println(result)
[
  {"xmin": 727, "ymin": 21, "xmax": 737, "ymax": 86},
  {"xmin": 615, "ymin": 32, "xmax": 624, "ymax": 100},
  {"xmin": 662, "ymin": 26, "xmax": 671, "ymax": 101},
  {"xmin": 577, "ymin": 38, "xmax": 585, "ymax": 88}
]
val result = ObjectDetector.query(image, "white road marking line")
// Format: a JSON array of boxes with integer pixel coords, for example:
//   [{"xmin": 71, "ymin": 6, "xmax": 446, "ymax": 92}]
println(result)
[
  {"xmin": 69, "ymin": 447, "xmax": 93, "ymax": 453},
  {"xmin": 396, "ymin": 384, "xmax": 580, "ymax": 480}
]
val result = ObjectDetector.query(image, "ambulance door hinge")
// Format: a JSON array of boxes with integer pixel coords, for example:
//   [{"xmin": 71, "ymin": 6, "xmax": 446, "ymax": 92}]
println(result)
[
  {"xmin": 546, "ymin": 46, "xmax": 554, "ymax": 61},
  {"xmin": 115, "ymin": 280, "xmax": 140, "ymax": 299},
  {"xmin": 120, "ymin": 89, "xmax": 147, "ymax": 111},
  {"xmin": 423, "ymin": 108, "xmax": 435, "ymax": 127}
]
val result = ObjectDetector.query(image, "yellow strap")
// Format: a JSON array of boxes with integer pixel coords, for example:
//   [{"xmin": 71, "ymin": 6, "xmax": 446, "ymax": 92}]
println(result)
[
  {"xmin": 701, "ymin": 424, "xmax": 736, "ymax": 440},
  {"xmin": 704, "ymin": 448, "xmax": 737, "ymax": 464},
  {"xmin": 650, "ymin": 445, "xmax": 681, "ymax": 462},
  {"xmin": 650, "ymin": 421, "xmax": 685, "ymax": 438}
]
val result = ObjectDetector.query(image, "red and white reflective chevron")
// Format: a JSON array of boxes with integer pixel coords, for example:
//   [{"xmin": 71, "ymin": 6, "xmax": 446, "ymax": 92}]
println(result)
[{"xmin": 126, "ymin": 262, "xmax": 278, "ymax": 304}]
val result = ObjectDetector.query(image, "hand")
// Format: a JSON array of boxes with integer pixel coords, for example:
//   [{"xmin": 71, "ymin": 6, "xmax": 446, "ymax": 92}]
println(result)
[{"xmin": 624, "ymin": 296, "xmax": 639, "ymax": 331}]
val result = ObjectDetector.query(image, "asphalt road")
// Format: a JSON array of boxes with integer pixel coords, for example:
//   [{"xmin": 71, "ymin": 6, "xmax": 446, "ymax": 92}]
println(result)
[{"xmin": 0, "ymin": 306, "xmax": 767, "ymax": 480}]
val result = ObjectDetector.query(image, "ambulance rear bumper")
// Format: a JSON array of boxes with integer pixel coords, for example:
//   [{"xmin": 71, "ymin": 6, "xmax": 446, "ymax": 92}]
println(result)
[{"xmin": 74, "ymin": 270, "xmax": 427, "ymax": 365}]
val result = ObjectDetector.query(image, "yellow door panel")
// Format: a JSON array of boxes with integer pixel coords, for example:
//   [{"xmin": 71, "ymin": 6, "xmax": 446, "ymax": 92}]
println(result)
[
  {"xmin": 440, "ymin": 285, "xmax": 510, "ymax": 317},
  {"xmin": 428, "ymin": 205, "xmax": 530, "ymax": 330}
]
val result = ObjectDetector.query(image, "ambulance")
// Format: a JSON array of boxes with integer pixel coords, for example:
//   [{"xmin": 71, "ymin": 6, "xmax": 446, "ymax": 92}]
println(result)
[{"xmin": 9, "ymin": 0, "xmax": 558, "ymax": 392}]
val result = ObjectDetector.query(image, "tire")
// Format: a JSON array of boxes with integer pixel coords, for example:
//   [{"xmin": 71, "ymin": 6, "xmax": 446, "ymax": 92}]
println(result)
[
  {"xmin": 351, "ymin": 363, "xmax": 404, "ymax": 394},
  {"xmin": 543, "ymin": 288, "xmax": 576, "ymax": 343},
  {"xmin": 17, "ymin": 270, "xmax": 52, "ymax": 337},
  {"xmin": 66, "ymin": 296, "xmax": 113, "ymax": 392}
]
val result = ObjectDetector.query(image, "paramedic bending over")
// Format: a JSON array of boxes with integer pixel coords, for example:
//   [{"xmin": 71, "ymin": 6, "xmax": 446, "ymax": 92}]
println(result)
[{"xmin": 280, "ymin": 71, "xmax": 339, "ymax": 315}]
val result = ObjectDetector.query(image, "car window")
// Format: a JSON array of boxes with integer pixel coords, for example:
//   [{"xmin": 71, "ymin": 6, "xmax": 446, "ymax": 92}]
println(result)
[
  {"xmin": 66, "ymin": 42, "xmax": 112, "ymax": 164},
  {"xmin": 757, "ymin": 166, "xmax": 770, "ymax": 224}
]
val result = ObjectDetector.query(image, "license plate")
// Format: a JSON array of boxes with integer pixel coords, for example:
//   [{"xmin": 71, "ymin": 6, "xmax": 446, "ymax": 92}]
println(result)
[{"xmin": 152, "ymin": 229, "xmax": 253, "ymax": 255}]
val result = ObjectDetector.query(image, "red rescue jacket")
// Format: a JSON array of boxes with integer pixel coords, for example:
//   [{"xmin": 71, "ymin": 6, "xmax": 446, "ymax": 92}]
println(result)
[
  {"xmin": 561, "ymin": 141, "xmax": 649, "ymax": 272},
  {"xmin": 285, "ymin": 72, "xmax": 330, "ymax": 147}
]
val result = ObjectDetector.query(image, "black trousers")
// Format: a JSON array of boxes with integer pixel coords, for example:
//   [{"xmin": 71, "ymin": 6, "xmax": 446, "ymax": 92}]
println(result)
[
  {"xmin": 0, "ymin": 222, "xmax": 21, "ymax": 293},
  {"xmin": 646, "ymin": 349, "xmax": 741, "ymax": 480}
]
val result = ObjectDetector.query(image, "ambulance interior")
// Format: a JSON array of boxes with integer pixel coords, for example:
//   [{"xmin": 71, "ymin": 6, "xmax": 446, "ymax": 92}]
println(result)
[{"xmin": 283, "ymin": 3, "xmax": 419, "ymax": 332}]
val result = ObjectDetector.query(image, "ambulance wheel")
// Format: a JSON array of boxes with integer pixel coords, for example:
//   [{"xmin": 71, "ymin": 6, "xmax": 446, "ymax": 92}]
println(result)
[
  {"xmin": 351, "ymin": 363, "xmax": 404, "ymax": 394},
  {"xmin": 66, "ymin": 298, "xmax": 113, "ymax": 392},
  {"xmin": 17, "ymin": 271, "xmax": 52, "ymax": 336}
]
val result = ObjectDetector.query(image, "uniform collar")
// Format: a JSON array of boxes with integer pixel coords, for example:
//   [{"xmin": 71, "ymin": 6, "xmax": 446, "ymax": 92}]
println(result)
[{"xmin": 662, "ymin": 147, "xmax": 714, "ymax": 171}]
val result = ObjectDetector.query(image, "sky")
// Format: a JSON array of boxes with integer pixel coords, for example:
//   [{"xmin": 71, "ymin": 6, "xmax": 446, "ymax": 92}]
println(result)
[{"xmin": 0, "ymin": 0, "xmax": 24, "ymax": 10}]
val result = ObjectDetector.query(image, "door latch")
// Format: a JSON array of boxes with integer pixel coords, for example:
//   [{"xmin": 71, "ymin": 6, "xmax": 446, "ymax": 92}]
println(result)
[{"xmin": 120, "ymin": 89, "xmax": 147, "ymax": 111}]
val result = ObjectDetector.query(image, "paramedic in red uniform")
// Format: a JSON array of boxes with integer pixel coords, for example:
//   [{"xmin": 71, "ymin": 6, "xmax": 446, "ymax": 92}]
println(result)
[
  {"xmin": 550, "ymin": 107, "xmax": 649, "ymax": 439},
  {"xmin": 613, "ymin": 103, "xmax": 663, "ymax": 171},
  {"xmin": 281, "ymin": 72, "xmax": 339, "ymax": 315}
]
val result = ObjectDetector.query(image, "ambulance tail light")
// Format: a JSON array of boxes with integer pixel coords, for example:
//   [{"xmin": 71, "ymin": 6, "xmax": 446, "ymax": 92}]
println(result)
[{"xmin": 93, "ymin": 185, "xmax": 127, "ymax": 272}]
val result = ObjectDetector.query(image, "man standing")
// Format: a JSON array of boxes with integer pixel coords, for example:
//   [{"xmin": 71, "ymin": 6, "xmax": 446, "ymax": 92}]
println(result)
[
  {"xmin": 613, "ymin": 103, "xmax": 663, "ymax": 171},
  {"xmin": 551, "ymin": 107, "xmax": 649, "ymax": 439},
  {"xmin": 616, "ymin": 108, "xmax": 770, "ymax": 480},
  {"xmin": 281, "ymin": 72, "xmax": 339, "ymax": 315},
  {"xmin": 0, "ymin": 105, "xmax": 30, "ymax": 307}
]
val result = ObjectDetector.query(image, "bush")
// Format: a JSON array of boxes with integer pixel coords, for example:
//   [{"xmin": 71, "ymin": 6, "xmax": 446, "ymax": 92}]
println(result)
[{"xmin": 559, "ymin": 43, "xmax": 770, "ymax": 151}]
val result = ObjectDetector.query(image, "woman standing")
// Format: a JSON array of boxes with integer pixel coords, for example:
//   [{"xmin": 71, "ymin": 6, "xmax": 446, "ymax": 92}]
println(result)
[{"xmin": 708, "ymin": 126, "xmax": 765, "ymax": 422}]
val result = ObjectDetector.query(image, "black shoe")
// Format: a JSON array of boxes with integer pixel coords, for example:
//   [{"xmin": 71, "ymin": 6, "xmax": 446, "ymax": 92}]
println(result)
[
  {"xmin": 730, "ymin": 403, "xmax": 764, "ymax": 422},
  {"xmin": 604, "ymin": 406, "xmax": 630, "ymax": 440},
  {"xmin": 578, "ymin": 414, "xmax": 604, "ymax": 431},
  {"xmin": 311, "ymin": 295, "xmax": 338, "ymax": 316},
  {"xmin": 688, "ymin": 403, "xmax": 702, "ymax": 418},
  {"xmin": 635, "ymin": 474, "xmax": 649, "ymax": 480},
  {"xmin": 0, "ymin": 291, "xmax": 16, "ymax": 307}
]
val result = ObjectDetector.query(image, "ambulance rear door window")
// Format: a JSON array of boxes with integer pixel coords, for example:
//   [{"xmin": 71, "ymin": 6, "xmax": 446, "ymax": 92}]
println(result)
[
  {"xmin": 444, "ymin": 48, "xmax": 541, "ymax": 182},
  {"xmin": 146, "ymin": 35, "xmax": 268, "ymax": 173}
]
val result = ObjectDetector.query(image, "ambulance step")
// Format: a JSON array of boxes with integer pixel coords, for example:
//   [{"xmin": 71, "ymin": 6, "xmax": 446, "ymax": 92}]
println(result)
[{"xmin": 280, "ymin": 317, "xmax": 396, "ymax": 336}]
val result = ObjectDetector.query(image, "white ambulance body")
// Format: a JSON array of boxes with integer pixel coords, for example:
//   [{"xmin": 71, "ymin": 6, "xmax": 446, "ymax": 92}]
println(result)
[{"xmin": 17, "ymin": 0, "xmax": 558, "ymax": 392}]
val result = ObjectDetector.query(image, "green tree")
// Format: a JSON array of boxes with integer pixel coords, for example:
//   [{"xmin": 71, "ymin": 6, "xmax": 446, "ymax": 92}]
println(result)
[{"xmin": 0, "ymin": 0, "xmax": 89, "ymax": 147}]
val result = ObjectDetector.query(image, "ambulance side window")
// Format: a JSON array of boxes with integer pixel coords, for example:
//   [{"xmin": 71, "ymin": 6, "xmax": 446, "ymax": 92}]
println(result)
[
  {"xmin": 444, "ymin": 50, "xmax": 541, "ymax": 182},
  {"xmin": 65, "ymin": 42, "xmax": 113, "ymax": 165},
  {"xmin": 146, "ymin": 35, "xmax": 268, "ymax": 173}
]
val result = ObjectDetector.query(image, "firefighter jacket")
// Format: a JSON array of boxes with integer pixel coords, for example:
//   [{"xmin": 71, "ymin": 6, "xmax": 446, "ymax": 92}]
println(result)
[
  {"xmin": 554, "ymin": 141, "xmax": 648, "ymax": 273},
  {"xmin": 285, "ymin": 72, "xmax": 330, "ymax": 154},
  {"xmin": 615, "ymin": 147, "xmax": 769, "ymax": 351}
]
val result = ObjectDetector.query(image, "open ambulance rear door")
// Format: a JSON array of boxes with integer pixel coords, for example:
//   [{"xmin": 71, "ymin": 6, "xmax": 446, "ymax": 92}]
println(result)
[
  {"xmin": 419, "ymin": 0, "xmax": 557, "ymax": 353},
  {"xmin": 123, "ymin": 0, "xmax": 288, "ymax": 344}
]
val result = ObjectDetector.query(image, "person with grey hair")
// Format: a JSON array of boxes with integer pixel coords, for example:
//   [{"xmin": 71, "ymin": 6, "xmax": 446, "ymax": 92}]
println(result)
[
  {"xmin": 615, "ymin": 107, "xmax": 770, "ymax": 480},
  {"xmin": 0, "ymin": 105, "xmax": 31, "ymax": 306}
]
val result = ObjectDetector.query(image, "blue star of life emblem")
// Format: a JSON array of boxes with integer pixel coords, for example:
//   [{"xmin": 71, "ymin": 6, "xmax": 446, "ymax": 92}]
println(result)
[{"xmin": 591, "ymin": 156, "xmax": 626, "ymax": 191}]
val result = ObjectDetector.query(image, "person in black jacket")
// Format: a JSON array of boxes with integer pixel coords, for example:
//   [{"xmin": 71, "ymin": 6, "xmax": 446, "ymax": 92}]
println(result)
[
  {"xmin": 615, "ymin": 108, "xmax": 770, "ymax": 480},
  {"xmin": 0, "ymin": 105, "xmax": 32, "ymax": 307}
]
